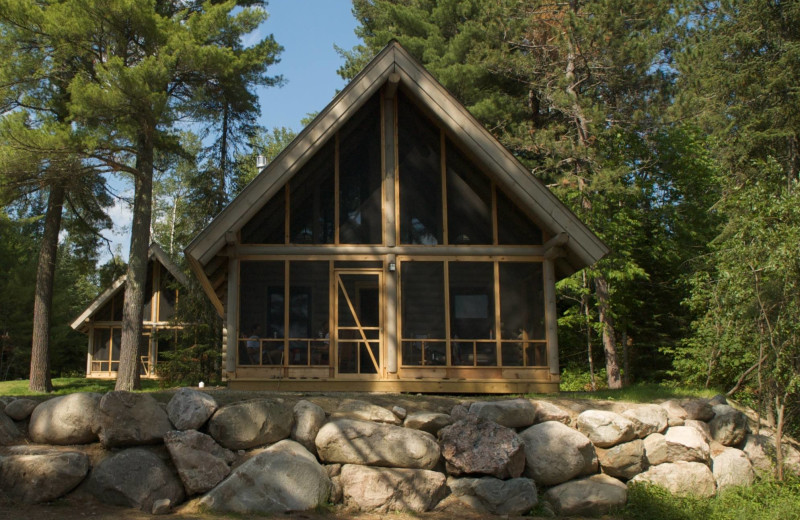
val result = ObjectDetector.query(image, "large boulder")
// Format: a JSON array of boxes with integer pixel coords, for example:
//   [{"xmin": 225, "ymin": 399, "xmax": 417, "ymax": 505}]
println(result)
[
  {"xmin": 468, "ymin": 399, "xmax": 536, "ymax": 428},
  {"xmin": 4, "ymin": 399, "xmax": 38, "ymax": 421},
  {"xmin": 340, "ymin": 464, "xmax": 446, "ymax": 513},
  {"xmin": 596, "ymin": 439, "xmax": 647, "ymax": 479},
  {"xmin": 664, "ymin": 426, "xmax": 711, "ymax": 463},
  {"xmin": 166, "ymin": 388, "xmax": 218, "ymax": 431},
  {"xmin": 741, "ymin": 434, "xmax": 800, "ymax": 476},
  {"xmin": 291, "ymin": 400, "xmax": 326, "ymax": 455},
  {"xmin": 438, "ymin": 415, "xmax": 525, "ymax": 478},
  {"xmin": 95, "ymin": 391, "xmax": 172, "ymax": 448},
  {"xmin": 622, "ymin": 405, "xmax": 668, "ymax": 438},
  {"xmin": 712, "ymin": 446, "xmax": 755, "ymax": 492},
  {"xmin": 207, "ymin": 399, "xmax": 293, "ymax": 450},
  {"xmin": 519, "ymin": 421, "xmax": 597, "ymax": 486},
  {"xmin": 198, "ymin": 440, "xmax": 330, "ymax": 515},
  {"xmin": 0, "ymin": 412, "xmax": 23, "ymax": 446},
  {"xmin": 316, "ymin": 418, "xmax": 439, "ymax": 470},
  {"xmin": 543, "ymin": 474, "xmax": 627, "ymax": 517},
  {"xmin": 643, "ymin": 432, "xmax": 669, "ymax": 466},
  {"xmin": 577, "ymin": 410, "xmax": 636, "ymax": 448},
  {"xmin": 660, "ymin": 400, "xmax": 687, "ymax": 426},
  {"xmin": 86, "ymin": 448, "xmax": 185, "ymax": 512},
  {"xmin": 683, "ymin": 399, "xmax": 715, "ymax": 422},
  {"xmin": 530, "ymin": 400, "xmax": 572, "ymax": 425},
  {"xmin": 0, "ymin": 450, "xmax": 89, "ymax": 503},
  {"xmin": 404, "ymin": 412, "xmax": 453, "ymax": 435},
  {"xmin": 164, "ymin": 429, "xmax": 234, "ymax": 495},
  {"xmin": 333, "ymin": 400, "xmax": 400, "ymax": 424},
  {"xmin": 709, "ymin": 405, "xmax": 748, "ymax": 447},
  {"xmin": 630, "ymin": 461, "xmax": 716, "ymax": 498},
  {"xmin": 28, "ymin": 393, "xmax": 101, "ymax": 445},
  {"xmin": 447, "ymin": 476, "xmax": 537, "ymax": 516}
]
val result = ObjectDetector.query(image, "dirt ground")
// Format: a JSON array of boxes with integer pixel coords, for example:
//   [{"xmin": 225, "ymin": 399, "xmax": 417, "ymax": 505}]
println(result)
[{"xmin": 0, "ymin": 388, "xmax": 636, "ymax": 520}]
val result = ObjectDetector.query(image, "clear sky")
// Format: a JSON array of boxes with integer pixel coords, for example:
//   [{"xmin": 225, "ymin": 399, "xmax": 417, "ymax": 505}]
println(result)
[{"xmin": 101, "ymin": 1, "xmax": 361, "ymax": 260}]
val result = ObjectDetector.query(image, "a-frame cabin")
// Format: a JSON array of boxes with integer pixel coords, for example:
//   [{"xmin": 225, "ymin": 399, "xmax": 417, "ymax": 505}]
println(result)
[
  {"xmin": 185, "ymin": 41, "xmax": 608, "ymax": 393},
  {"xmin": 71, "ymin": 243, "xmax": 188, "ymax": 379}
]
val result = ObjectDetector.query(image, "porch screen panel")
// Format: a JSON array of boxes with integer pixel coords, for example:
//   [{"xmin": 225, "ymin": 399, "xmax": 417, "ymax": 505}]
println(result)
[
  {"xmin": 339, "ymin": 94, "xmax": 382, "ymax": 244},
  {"xmin": 290, "ymin": 140, "xmax": 335, "ymax": 244},
  {"xmin": 240, "ymin": 188, "xmax": 286, "ymax": 244},
  {"xmin": 499, "ymin": 262, "xmax": 546, "ymax": 367},
  {"xmin": 238, "ymin": 261, "xmax": 284, "ymax": 365},
  {"xmin": 159, "ymin": 271, "xmax": 177, "ymax": 321},
  {"xmin": 446, "ymin": 138, "xmax": 493, "ymax": 245},
  {"xmin": 496, "ymin": 189, "xmax": 543, "ymax": 245},
  {"xmin": 400, "ymin": 261, "xmax": 446, "ymax": 366},
  {"xmin": 111, "ymin": 291, "xmax": 124, "ymax": 321},
  {"xmin": 143, "ymin": 263, "xmax": 153, "ymax": 321},
  {"xmin": 92, "ymin": 328, "xmax": 111, "ymax": 371},
  {"xmin": 449, "ymin": 262, "xmax": 496, "ymax": 366},
  {"xmin": 110, "ymin": 328, "xmax": 121, "ymax": 371},
  {"xmin": 398, "ymin": 90, "xmax": 442, "ymax": 245},
  {"xmin": 289, "ymin": 261, "xmax": 330, "ymax": 366}
]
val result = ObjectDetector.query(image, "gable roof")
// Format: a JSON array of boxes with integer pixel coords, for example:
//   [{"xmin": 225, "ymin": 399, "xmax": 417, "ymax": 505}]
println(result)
[
  {"xmin": 70, "ymin": 243, "xmax": 188, "ymax": 332},
  {"xmin": 185, "ymin": 41, "xmax": 608, "ymax": 307}
]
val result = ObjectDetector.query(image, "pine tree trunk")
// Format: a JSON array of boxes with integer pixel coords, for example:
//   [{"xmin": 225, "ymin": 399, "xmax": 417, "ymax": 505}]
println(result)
[
  {"xmin": 217, "ymin": 106, "xmax": 229, "ymax": 214},
  {"xmin": 594, "ymin": 273, "xmax": 622, "ymax": 389},
  {"xmin": 116, "ymin": 132, "xmax": 153, "ymax": 391},
  {"xmin": 29, "ymin": 184, "xmax": 65, "ymax": 393},
  {"xmin": 582, "ymin": 270, "xmax": 596, "ymax": 391}
]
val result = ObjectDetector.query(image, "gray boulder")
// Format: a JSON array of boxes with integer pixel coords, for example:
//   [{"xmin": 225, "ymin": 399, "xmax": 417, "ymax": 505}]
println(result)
[
  {"xmin": 519, "ymin": 420, "xmax": 597, "ymax": 486},
  {"xmin": 544, "ymin": 474, "xmax": 627, "ymax": 516},
  {"xmin": 95, "ymin": 391, "xmax": 172, "ymax": 448},
  {"xmin": 392, "ymin": 406, "xmax": 407, "ymax": 420},
  {"xmin": 683, "ymin": 399, "xmax": 715, "ymax": 422},
  {"xmin": 643, "ymin": 432, "xmax": 669, "ymax": 466},
  {"xmin": 164, "ymin": 429, "xmax": 234, "ymax": 495},
  {"xmin": 198, "ymin": 440, "xmax": 330, "ymax": 515},
  {"xmin": 404, "ymin": 412, "xmax": 453, "ymax": 435},
  {"xmin": 685, "ymin": 419, "xmax": 712, "ymax": 441},
  {"xmin": 712, "ymin": 447, "xmax": 755, "ymax": 492},
  {"xmin": 333, "ymin": 399, "xmax": 400, "ymax": 424},
  {"xmin": 316, "ymin": 418, "xmax": 440, "ymax": 470},
  {"xmin": 660, "ymin": 400, "xmax": 687, "ymax": 426},
  {"xmin": 340, "ymin": 464, "xmax": 446, "ymax": 513},
  {"xmin": 741, "ymin": 434, "xmax": 800, "ymax": 476},
  {"xmin": 622, "ymin": 405, "xmax": 668, "ymax": 438},
  {"xmin": 439, "ymin": 415, "xmax": 525, "ymax": 478},
  {"xmin": 577, "ymin": 410, "xmax": 636, "ymax": 448},
  {"xmin": 468, "ymin": 399, "xmax": 537, "ymax": 428},
  {"xmin": 596, "ymin": 439, "xmax": 647, "ymax": 479},
  {"xmin": 447, "ymin": 476, "xmax": 537, "ymax": 516},
  {"xmin": 0, "ymin": 450, "xmax": 89, "ymax": 503},
  {"xmin": 630, "ymin": 461, "xmax": 716, "ymax": 498},
  {"xmin": 207, "ymin": 399, "xmax": 293, "ymax": 450},
  {"xmin": 4, "ymin": 398, "xmax": 38, "ymax": 421},
  {"xmin": 664, "ymin": 426, "xmax": 710, "ymax": 463},
  {"xmin": 166, "ymin": 388, "xmax": 218, "ymax": 431},
  {"xmin": 0, "ymin": 412, "xmax": 23, "ymax": 446},
  {"xmin": 28, "ymin": 393, "xmax": 101, "ymax": 445},
  {"xmin": 709, "ymin": 405, "xmax": 748, "ymax": 447},
  {"xmin": 291, "ymin": 400, "xmax": 326, "ymax": 455},
  {"xmin": 531, "ymin": 400, "xmax": 572, "ymax": 425},
  {"xmin": 86, "ymin": 448, "xmax": 185, "ymax": 512}
]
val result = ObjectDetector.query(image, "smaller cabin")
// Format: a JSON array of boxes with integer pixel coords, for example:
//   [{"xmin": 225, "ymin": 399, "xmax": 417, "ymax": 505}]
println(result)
[{"xmin": 71, "ymin": 244, "xmax": 188, "ymax": 378}]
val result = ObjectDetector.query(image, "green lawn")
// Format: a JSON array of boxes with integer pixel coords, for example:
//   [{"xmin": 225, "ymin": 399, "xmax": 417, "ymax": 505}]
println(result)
[{"xmin": 0, "ymin": 377, "xmax": 164, "ymax": 397}]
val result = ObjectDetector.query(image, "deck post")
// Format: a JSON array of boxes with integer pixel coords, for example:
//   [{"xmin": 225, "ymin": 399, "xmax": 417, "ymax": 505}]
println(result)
[
  {"xmin": 226, "ymin": 257, "xmax": 239, "ymax": 374},
  {"xmin": 543, "ymin": 258, "xmax": 560, "ymax": 376}
]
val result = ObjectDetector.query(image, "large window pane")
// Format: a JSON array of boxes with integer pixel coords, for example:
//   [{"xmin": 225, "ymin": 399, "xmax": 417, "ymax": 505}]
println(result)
[
  {"xmin": 339, "ymin": 94, "xmax": 382, "ymax": 244},
  {"xmin": 142, "ymin": 263, "xmax": 153, "ymax": 321},
  {"xmin": 401, "ymin": 261, "xmax": 446, "ymax": 366},
  {"xmin": 239, "ymin": 261, "xmax": 285, "ymax": 365},
  {"xmin": 500, "ymin": 262, "xmax": 545, "ymax": 340},
  {"xmin": 398, "ymin": 91, "xmax": 442, "ymax": 245},
  {"xmin": 159, "ymin": 271, "xmax": 177, "ymax": 322},
  {"xmin": 240, "ymin": 188, "xmax": 286, "ymax": 244},
  {"xmin": 290, "ymin": 141, "xmax": 335, "ymax": 244},
  {"xmin": 446, "ymin": 138, "xmax": 493, "ymax": 245},
  {"xmin": 289, "ymin": 262, "xmax": 330, "ymax": 366},
  {"xmin": 497, "ymin": 189, "xmax": 543, "ymax": 245},
  {"xmin": 449, "ymin": 262, "xmax": 496, "ymax": 366}
]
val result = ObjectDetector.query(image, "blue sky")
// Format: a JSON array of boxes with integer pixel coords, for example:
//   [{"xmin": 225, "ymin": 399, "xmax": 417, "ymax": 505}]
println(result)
[{"xmin": 101, "ymin": 1, "xmax": 360, "ymax": 260}]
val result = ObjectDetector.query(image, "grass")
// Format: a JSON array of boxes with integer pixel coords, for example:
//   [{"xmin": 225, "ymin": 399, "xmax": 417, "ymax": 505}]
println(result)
[
  {"xmin": 622, "ymin": 479, "xmax": 800, "ymax": 520},
  {"xmin": 0, "ymin": 377, "xmax": 165, "ymax": 397},
  {"xmin": 549, "ymin": 381, "xmax": 720, "ymax": 403}
]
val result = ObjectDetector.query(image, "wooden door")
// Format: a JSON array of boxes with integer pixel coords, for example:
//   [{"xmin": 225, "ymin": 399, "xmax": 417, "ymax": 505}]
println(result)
[{"xmin": 334, "ymin": 270, "xmax": 383, "ymax": 378}]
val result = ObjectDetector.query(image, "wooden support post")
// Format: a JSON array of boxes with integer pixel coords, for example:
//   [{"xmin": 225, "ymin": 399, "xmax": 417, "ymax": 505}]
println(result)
[
  {"xmin": 226, "ymin": 257, "xmax": 239, "ymax": 374},
  {"xmin": 86, "ymin": 324, "xmax": 94, "ymax": 375},
  {"xmin": 386, "ymin": 254, "xmax": 398, "ymax": 374},
  {"xmin": 543, "ymin": 258, "xmax": 560, "ymax": 376}
]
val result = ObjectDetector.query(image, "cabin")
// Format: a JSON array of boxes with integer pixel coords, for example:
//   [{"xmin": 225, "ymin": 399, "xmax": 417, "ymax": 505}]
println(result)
[
  {"xmin": 71, "ymin": 243, "xmax": 188, "ymax": 379},
  {"xmin": 185, "ymin": 41, "xmax": 608, "ymax": 393}
]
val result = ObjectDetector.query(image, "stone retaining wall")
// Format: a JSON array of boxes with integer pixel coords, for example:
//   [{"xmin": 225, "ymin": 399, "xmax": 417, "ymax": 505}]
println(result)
[{"xmin": 1, "ymin": 390, "xmax": 798, "ymax": 517}]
